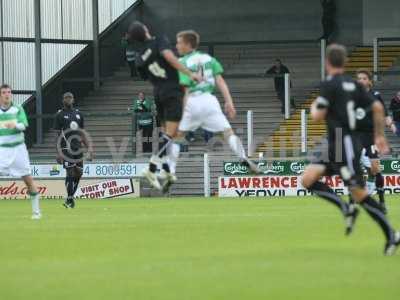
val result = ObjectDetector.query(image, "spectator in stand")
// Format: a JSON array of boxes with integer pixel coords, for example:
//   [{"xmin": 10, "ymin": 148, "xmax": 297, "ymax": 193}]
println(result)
[
  {"xmin": 389, "ymin": 91, "xmax": 400, "ymax": 136},
  {"xmin": 121, "ymin": 33, "xmax": 137, "ymax": 78},
  {"xmin": 265, "ymin": 59, "xmax": 292, "ymax": 114},
  {"xmin": 319, "ymin": 0, "xmax": 336, "ymax": 42},
  {"xmin": 130, "ymin": 92, "xmax": 155, "ymax": 153}
]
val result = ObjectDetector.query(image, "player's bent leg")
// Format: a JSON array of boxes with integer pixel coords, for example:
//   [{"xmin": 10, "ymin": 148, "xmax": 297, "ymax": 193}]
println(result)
[
  {"xmin": 64, "ymin": 168, "xmax": 74, "ymax": 208},
  {"xmin": 302, "ymin": 164, "xmax": 355, "ymax": 234},
  {"xmin": 164, "ymin": 121, "xmax": 179, "ymax": 139},
  {"xmin": 63, "ymin": 166, "xmax": 79, "ymax": 208},
  {"xmin": 68, "ymin": 166, "xmax": 83, "ymax": 208},
  {"xmin": 144, "ymin": 121, "xmax": 180, "ymax": 191},
  {"xmin": 224, "ymin": 129, "xmax": 245, "ymax": 159},
  {"xmin": 14, "ymin": 145, "xmax": 41, "ymax": 219},
  {"xmin": 370, "ymin": 159, "xmax": 380, "ymax": 176},
  {"xmin": 150, "ymin": 121, "xmax": 179, "ymax": 171},
  {"xmin": 301, "ymin": 164, "xmax": 325, "ymax": 189},
  {"xmin": 370, "ymin": 159, "xmax": 386, "ymax": 212},
  {"xmin": 351, "ymin": 185, "xmax": 400, "ymax": 255},
  {"xmin": 223, "ymin": 129, "xmax": 260, "ymax": 174},
  {"xmin": 159, "ymin": 132, "xmax": 185, "ymax": 194},
  {"xmin": 167, "ymin": 131, "xmax": 185, "ymax": 175},
  {"xmin": 22, "ymin": 175, "xmax": 41, "ymax": 220}
]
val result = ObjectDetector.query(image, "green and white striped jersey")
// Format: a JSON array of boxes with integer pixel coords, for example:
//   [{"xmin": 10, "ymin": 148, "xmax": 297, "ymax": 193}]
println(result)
[
  {"xmin": 0, "ymin": 104, "xmax": 28, "ymax": 147},
  {"xmin": 179, "ymin": 51, "xmax": 224, "ymax": 95}
]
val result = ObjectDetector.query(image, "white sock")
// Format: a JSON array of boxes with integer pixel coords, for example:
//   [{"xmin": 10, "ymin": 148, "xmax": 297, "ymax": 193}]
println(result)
[
  {"xmin": 167, "ymin": 143, "xmax": 180, "ymax": 174},
  {"xmin": 30, "ymin": 193, "xmax": 40, "ymax": 215},
  {"xmin": 228, "ymin": 135, "xmax": 246, "ymax": 160}
]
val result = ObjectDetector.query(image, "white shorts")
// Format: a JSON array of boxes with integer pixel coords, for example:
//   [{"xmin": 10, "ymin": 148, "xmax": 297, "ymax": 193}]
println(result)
[
  {"xmin": 0, "ymin": 143, "xmax": 31, "ymax": 177},
  {"xmin": 179, "ymin": 93, "xmax": 231, "ymax": 133}
]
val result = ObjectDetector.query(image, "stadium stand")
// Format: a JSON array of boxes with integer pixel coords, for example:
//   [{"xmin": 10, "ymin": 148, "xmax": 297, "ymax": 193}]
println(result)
[{"xmin": 258, "ymin": 45, "xmax": 400, "ymax": 157}]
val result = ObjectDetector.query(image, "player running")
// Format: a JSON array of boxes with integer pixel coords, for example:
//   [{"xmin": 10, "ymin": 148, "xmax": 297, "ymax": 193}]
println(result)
[
  {"xmin": 301, "ymin": 45, "xmax": 400, "ymax": 255},
  {"xmin": 54, "ymin": 92, "xmax": 93, "ymax": 208},
  {"xmin": 0, "ymin": 84, "xmax": 41, "ymax": 219},
  {"xmin": 157, "ymin": 30, "xmax": 259, "ymax": 192},
  {"xmin": 127, "ymin": 21, "xmax": 201, "ymax": 190},
  {"xmin": 354, "ymin": 69, "xmax": 390, "ymax": 213}
]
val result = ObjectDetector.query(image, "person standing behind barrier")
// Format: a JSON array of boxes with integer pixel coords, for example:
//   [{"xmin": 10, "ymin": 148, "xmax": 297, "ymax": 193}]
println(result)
[
  {"xmin": 265, "ymin": 59, "xmax": 291, "ymax": 114},
  {"xmin": 131, "ymin": 92, "xmax": 155, "ymax": 153},
  {"xmin": 121, "ymin": 33, "xmax": 137, "ymax": 78},
  {"xmin": 389, "ymin": 91, "xmax": 400, "ymax": 136}
]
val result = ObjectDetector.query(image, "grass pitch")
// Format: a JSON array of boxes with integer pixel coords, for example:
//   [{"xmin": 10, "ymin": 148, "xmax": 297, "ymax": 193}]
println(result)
[{"xmin": 0, "ymin": 196, "xmax": 399, "ymax": 300}]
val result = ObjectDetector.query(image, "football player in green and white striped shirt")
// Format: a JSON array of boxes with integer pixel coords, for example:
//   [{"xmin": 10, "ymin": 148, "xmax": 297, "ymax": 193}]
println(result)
[
  {"xmin": 0, "ymin": 84, "xmax": 41, "ymax": 219},
  {"xmin": 160, "ymin": 30, "xmax": 259, "ymax": 192}
]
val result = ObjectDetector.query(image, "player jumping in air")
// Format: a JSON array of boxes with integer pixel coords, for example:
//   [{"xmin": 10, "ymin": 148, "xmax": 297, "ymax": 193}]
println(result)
[
  {"xmin": 0, "ymin": 84, "xmax": 41, "ymax": 219},
  {"xmin": 55, "ymin": 92, "xmax": 93, "ymax": 208},
  {"xmin": 159, "ymin": 30, "xmax": 260, "ymax": 192},
  {"xmin": 127, "ymin": 21, "xmax": 202, "ymax": 190},
  {"xmin": 353, "ymin": 69, "xmax": 391, "ymax": 213},
  {"xmin": 301, "ymin": 45, "xmax": 400, "ymax": 255}
]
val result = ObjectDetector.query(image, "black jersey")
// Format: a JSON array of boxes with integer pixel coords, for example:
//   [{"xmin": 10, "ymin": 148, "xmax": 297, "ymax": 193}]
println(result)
[
  {"xmin": 54, "ymin": 108, "xmax": 85, "ymax": 151},
  {"xmin": 369, "ymin": 90, "xmax": 387, "ymax": 114},
  {"xmin": 356, "ymin": 89, "xmax": 386, "ymax": 133},
  {"xmin": 317, "ymin": 74, "xmax": 375, "ymax": 148},
  {"xmin": 135, "ymin": 35, "xmax": 180, "ymax": 95}
]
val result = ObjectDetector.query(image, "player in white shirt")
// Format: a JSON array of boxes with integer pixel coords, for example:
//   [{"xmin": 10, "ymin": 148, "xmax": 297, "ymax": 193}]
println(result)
[
  {"xmin": 0, "ymin": 84, "xmax": 41, "ymax": 219},
  {"xmin": 161, "ymin": 30, "xmax": 259, "ymax": 192}
]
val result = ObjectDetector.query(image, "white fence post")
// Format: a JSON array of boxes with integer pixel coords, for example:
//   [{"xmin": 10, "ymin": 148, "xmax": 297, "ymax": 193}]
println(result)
[
  {"xmin": 373, "ymin": 37, "xmax": 379, "ymax": 82},
  {"xmin": 321, "ymin": 39, "xmax": 326, "ymax": 81},
  {"xmin": 284, "ymin": 73, "xmax": 290, "ymax": 120},
  {"xmin": 247, "ymin": 110, "xmax": 254, "ymax": 157},
  {"xmin": 203, "ymin": 153, "xmax": 210, "ymax": 197},
  {"xmin": 301, "ymin": 109, "xmax": 307, "ymax": 154}
]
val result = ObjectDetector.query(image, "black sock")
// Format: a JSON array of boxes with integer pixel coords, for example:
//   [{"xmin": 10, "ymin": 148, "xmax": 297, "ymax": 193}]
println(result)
[
  {"xmin": 149, "ymin": 133, "xmax": 172, "ymax": 173},
  {"xmin": 65, "ymin": 176, "xmax": 75, "ymax": 198},
  {"xmin": 73, "ymin": 176, "xmax": 81, "ymax": 195},
  {"xmin": 157, "ymin": 133, "xmax": 172, "ymax": 159},
  {"xmin": 375, "ymin": 173, "xmax": 385, "ymax": 205},
  {"xmin": 360, "ymin": 196, "xmax": 394, "ymax": 242},
  {"xmin": 149, "ymin": 162, "xmax": 157, "ymax": 173},
  {"xmin": 162, "ymin": 163, "xmax": 170, "ymax": 173},
  {"xmin": 310, "ymin": 181, "xmax": 348, "ymax": 215}
]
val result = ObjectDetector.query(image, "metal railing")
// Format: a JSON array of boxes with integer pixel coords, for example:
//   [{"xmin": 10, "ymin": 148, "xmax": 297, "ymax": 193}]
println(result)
[
  {"xmin": 373, "ymin": 37, "xmax": 400, "ymax": 81},
  {"xmin": 320, "ymin": 39, "xmax": 326, "ymax": 81},
  {"xmin": 246, "ymin": 107, "xmax": 310, "ymax": 158},
  {"xmin": 301, "ymin": 109, "xmax": 308, "ymax": 154}
]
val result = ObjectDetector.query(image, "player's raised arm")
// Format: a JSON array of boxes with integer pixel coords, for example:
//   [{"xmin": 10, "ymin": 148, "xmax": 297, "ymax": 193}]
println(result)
[
  {"xmin": 53, "ymin": 111, "xmax": 64, "ymax": 163},
  {"xmin": 372, "ymin": 101, "xmax": 390, "ymax": 154},
  {"xmin": 161, "ymin": 49, "xmax": 201, "ymax": 82},
  {"xmin": 215, "ymin": 75, "xmax": 236, "ymax": 120},
  {"xmin": 80, "ymin": 115, "xmax": 94, "ymax": 161},
  {"xmin": 310, "ymin": 96, "xmax": 328, "ymax": 122}
]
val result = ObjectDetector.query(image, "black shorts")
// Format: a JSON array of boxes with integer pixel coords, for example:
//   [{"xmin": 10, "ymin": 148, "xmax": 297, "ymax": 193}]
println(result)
[
  {"xmin": 364, "ymin": 144, "xmax": 379, "ymax": 160},
  {"xmin": 316, "ymin": 134, "xmax": 365, "ymax": 188},
  {"xmin": 154, "ymin": 88, "xmax": 183, "ymax": 124},
  {"xmin": 62, "ymin": 150, "xmax": 84, "ymax": 170},
  {"xmin": 359, "ymin": 132, "xmax": 379, "ymax": 160}
]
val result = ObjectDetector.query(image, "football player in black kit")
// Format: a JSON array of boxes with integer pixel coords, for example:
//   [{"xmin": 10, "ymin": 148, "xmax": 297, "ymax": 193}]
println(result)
[
  {"xmin": 127, "ymin": 21, "xmax": 201, "ymax": 192},
  {"xmin": 301, "ymin": 45, "xmax": 400, "ymax": 255},
  {"xmin": 355, "ymin": 69, "xmax": 392, "ymax": 213},
  {"xmin": 55, "ymin": 92, "xmax": 94, "ymax": 208}
]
